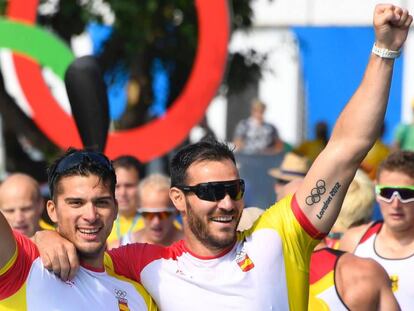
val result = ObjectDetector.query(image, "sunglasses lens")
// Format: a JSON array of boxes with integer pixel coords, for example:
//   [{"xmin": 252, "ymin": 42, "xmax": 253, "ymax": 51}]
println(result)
[
  {"xmin": 397, "ymin": 188, "xmax": 414, "ymax": 200},
  {"xmin": 225, "ymin": 181, "xmax": 244, "ymax": 200},
  {"xmin": 192, "ymin": 180, "xmax": 244, "ymax": 202},
  {"xmin": 142, "ymin": 212, "xmax": 172, "ymax": 220},
  {"xmin": 378, "ymin": 187, "xmax": 414, "ymax": 203}
]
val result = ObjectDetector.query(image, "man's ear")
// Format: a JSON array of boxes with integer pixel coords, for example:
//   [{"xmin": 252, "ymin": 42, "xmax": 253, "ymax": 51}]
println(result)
[
  {"xmin": 169, "ymin": 187, "xmax": 186, "ymax": 213},
  {"xmin": 46, "ymin": 200, "xmax": 58, "ymax": 224}
]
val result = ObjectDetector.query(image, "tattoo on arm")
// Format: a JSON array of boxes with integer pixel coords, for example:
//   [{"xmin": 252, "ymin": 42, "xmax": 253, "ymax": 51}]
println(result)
[
  {"xmin": 306, "ymin": 180, "xmax": 326, "ymax": 205},
  {"xmin": 316, "ymin": 182, "xmax": 341, "ymax": 220}
]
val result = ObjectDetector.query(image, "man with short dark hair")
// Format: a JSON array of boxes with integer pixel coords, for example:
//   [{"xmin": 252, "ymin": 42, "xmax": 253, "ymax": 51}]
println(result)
[
  {"xmin": 34, "ymin": 5, "xmax": 412, "ymax": 310},
  {"xmin": 107, "ymin": 155, "xmax": 144, "ymax": 244},
  {"xmin": 0, "ymin": 149, "xmax": 156, "ymax": 310}
]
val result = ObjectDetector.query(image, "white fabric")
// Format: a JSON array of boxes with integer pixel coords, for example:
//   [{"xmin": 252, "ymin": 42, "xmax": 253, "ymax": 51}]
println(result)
[{"xmin": 355, "ymin": 232, "xmax": 414, "ymax": 310}]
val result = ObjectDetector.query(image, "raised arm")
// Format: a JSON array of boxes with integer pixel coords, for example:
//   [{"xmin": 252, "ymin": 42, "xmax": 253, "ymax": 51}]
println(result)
[
  {"xmin": 296, "ymin": 4, "xmax": 412, "ymax": 234},
  {"xmin": 0, "ymin": 211, "xmax": 17, "ymax": 270}
]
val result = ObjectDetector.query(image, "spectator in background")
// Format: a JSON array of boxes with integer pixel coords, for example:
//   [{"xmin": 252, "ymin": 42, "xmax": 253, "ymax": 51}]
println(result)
[
  {"xmin": 232, "ymin": 99, "xmax": 284, "ymax": 154},
  {"xmin": 295, "ymin": 121, "xmax": 328, "ymax": 163},
  {"xmin": 361, "ymin": 123, "xmax": 390, "ymax": 179},
  {"xmin": 393, "ymin": 100, "xmax": 414, "ymax": 150},
  {"xmin": 107, "ymin": 155, "xmax": 144, "ymax": 244},
  {"xmin": 108, "ymin": 174, "xmax": 182, "ymax": 248},
  {"xmin": 268, "ymin": 154, "xmax": 374, "ymax": 249},
  {"xmin": 0, "ymin": 173, "xmax": 44, "ymax": 237},
  {"xmin": 268, "ymin": 152, "xmax": 310, "ymax": 201},
  {"xmin": 340, "ymin": 150, "xmax": 414, "ymax": 309}
]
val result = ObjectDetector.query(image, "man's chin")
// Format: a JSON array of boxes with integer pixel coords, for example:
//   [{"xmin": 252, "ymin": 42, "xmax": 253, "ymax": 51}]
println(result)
[{"xmin": 76, "ymin": 244, "xmax": 106, "ymax": 260}]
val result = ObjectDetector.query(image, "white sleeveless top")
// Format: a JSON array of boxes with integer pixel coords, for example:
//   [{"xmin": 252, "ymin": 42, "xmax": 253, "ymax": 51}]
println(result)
[{"xmin": 355, "ymin": 222, "xmax": 414, "ymax": 310}]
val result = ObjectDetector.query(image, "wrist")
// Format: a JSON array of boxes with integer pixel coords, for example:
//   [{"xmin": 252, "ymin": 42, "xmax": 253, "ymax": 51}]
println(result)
[{"xmin": 372, "ymin": 43, "xmax": 401, "ymax": 59}]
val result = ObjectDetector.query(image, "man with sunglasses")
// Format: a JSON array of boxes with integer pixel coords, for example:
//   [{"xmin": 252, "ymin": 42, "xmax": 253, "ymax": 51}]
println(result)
[
  {"xmin": 34, "ymin": 4, "xmax": 411, "ymax": 310},
  {"xmin": 341, "ymin": 150, "xmax": 414, "ymax": 309},
  {"xmin": 0, "ymin": 149, "xmax": 156, "ymax": 310}
]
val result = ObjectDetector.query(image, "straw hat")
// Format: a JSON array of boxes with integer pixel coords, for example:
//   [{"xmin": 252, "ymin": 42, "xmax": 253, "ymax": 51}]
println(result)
[{"xmin": 268, "ymin": 152, "xmax": 310, "ymax": 181}]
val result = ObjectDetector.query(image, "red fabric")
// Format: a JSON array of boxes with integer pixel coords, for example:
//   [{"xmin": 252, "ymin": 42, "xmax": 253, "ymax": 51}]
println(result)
[
  {"xmin": 291, "ymin": 195, "xmax": 327, "ymax": 240},
  {"xmin": 359, "ymin": 221, "xmax": 382, "ymax": 244},
  {"xmin": 309, "ymin": 248, "xmax": 344, "ymax": 284},
  {"xmin": 0, "ymin": 231, "xmax": 39, "ymax": 299},
  {"xmin": 109, "ymin": 241, "xmax": 185, "ymax": 283}
]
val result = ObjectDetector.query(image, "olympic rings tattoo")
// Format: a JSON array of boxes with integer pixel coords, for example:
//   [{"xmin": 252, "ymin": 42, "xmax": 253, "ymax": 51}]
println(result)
[{"xmin": 306, "ymin": 180, "xmax": 326, "ymax": 205}]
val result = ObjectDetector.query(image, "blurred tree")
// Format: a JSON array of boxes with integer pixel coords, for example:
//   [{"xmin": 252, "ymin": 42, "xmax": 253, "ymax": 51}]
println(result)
[{"xmin": 0, "ymin": 0, "xmax": 266, "ymax": 178}]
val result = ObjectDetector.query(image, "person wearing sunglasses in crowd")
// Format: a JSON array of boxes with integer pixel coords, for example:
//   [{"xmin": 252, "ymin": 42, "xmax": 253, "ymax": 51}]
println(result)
[
  {"xmin": 108, "ymin": 173, "xmax": 183, "ymax": 248},
  {"xmin": 340, "ymin": 150, "xmax": 414, "ymax": 310},
  {"xmin": 0, "ymin": 149, "xmax": 157, "ymax": 310},
  {"xmin": 34, "ymin": 4, "xmax": 411, "ymax": 310}
]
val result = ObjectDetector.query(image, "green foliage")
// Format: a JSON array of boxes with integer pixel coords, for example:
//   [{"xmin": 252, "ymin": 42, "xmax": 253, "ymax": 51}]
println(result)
[{"xmin": 3, "ymin": 0, "xmax": 265, "ymax": 127}]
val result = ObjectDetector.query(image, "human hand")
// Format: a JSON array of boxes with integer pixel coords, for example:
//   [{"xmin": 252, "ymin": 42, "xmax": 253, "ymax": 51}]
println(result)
[
  {"xmin": 373, "ymin": 4, "xmax": 412, "ymax": 51},
  {"xmin": 34, "ymin": 230, "xmax": 79, "ymax": 281}
]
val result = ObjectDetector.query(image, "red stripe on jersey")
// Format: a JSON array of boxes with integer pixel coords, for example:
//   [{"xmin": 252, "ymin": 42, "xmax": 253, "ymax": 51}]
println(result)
[
  {"xmin": 309, "ymin": 248, "xmax": 344, "ymax": 284},
  {"xmin": 109, "ymin": 241, "xmax": 184, "ymax": 283},
  {"xmin": 0, "ymin": 231, "xmax": 39, "ymax": 299},
  {"xmin": 291, "ymin": 195, "xmax": 327, "ymax": 240},
  {"xmin": 358, "ymin": 221, "xmax": 383, "ymax": 244}
]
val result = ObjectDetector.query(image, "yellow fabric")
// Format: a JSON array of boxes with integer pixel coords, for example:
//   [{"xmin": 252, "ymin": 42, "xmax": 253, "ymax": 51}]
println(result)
[
  {"xmin": 294, "ymin": 139, "xmax": 326, "ymax": 163},
  {"xmin": 104, "ymin": 253, "xmax": 158, "ymax": 311},
  {"xmin": 309, "ymin": 271, "xmax": 335, "ymax": 311},
  {"xmin": 107, "ymin": 215, "xmax": 182, "ymax": 243},
  {"xmin": 0, "ymin": 241, "xmax": 17, "ymax": 276},
  {"xmin": 0, "ymin": 283, "xmax": 27, "ymax": 311},
  {"xmin": 361, "ymin": 139, "xmax": 390, "ymax": 180},
  {"xmin": 107, "ymin": 214, "xmax": 144, "ymax": 243},
  {"xmin": 240, "ymin": 195, "xmax": 319, "ymax": 311},
  {"xmin": 0, "ymin": 242, "xmax": 27, "ymax": 311},
  {"xmin": 39, "ymin": 219, "xmax": 55, "ymax": 231}
]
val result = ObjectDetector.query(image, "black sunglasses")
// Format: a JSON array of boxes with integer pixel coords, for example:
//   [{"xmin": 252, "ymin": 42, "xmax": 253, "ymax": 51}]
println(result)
[
  {"xmin": 49, "ymin": 151, "xmax": 113, "ymax": 196},
  {"xmin": 176, "ymin": 179, "xmax": 245, "ymax": 202}
]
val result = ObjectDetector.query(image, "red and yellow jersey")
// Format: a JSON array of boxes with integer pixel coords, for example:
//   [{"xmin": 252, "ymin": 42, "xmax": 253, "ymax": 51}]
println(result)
[
  {"xmin": 109, "ymin": 194, "xmax": 323, "ymax": 310},
  {"xmin": 0, "ymin": 232, "xmax": 157, "ymax": 311},
  {"xmin": 309, "ymin": 248, "xmax": 348, "ymax": 311}
]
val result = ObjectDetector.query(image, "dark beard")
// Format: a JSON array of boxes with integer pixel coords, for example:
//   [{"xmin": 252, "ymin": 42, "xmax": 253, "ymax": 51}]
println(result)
[{"xmin": 186, "ymin": 199, "xmax": 239, "ymax": 251}]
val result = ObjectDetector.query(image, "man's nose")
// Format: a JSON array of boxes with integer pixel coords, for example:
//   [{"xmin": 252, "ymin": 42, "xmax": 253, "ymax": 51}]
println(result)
[
  {"xmin": 83, "ymin": 204, "xmax": 99, "ymax": 222},
  {"xmin": 217, "ymin": 194, "xmax": 235, "ymax": 211}
]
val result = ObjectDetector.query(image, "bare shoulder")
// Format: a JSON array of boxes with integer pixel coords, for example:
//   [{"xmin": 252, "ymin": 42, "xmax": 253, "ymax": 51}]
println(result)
[
  {"xmin": 339, "ymin": 223, "xmax": 371, "ymax": 252},
  {"xmin": 336, "ymin": 254, "xmax": 393, "ymax": 309},
  {"xmin": 338, "ymin": 253, "xmax": 387, "ymax": 281}
]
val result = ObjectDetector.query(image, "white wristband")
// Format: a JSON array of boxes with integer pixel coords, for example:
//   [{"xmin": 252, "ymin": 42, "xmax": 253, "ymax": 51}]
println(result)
[{"xmin": 372, "ymin": 43, "xmax": 401, "ymax": 59}]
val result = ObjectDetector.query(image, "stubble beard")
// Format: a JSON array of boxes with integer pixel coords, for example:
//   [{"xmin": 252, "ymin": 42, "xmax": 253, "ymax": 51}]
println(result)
[{"xmin": 186, "ymin": 199, "xmax": 239, "ymax": 251}]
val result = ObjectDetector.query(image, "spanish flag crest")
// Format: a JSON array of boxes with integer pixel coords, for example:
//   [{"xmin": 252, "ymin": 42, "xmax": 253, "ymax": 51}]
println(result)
[{"xmin": 236, "ymin": 250, "xmax": 255, "ymax": 272}]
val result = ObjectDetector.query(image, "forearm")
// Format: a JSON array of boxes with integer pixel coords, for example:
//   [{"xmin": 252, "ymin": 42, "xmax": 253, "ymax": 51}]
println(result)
[
  {"xmin": 0, "ymin": 211, "xmax": 17, "ymax": 269},
  {"xmin": 330, "ymin": 54, "xmax": 394, "ymax": 164}
]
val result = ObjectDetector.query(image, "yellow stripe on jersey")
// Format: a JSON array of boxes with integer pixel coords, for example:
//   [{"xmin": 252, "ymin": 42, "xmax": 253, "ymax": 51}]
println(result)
[
  {"xmin": 104, "ymin": 253, "xmax": 158, "ymax": 311},
  {"xmin": 0, "ymin": 282, "xmax": 27, "ymax": 310},
  {"xmin": 309, "ymin": 271, "xmax": 335, "ymax": 296},
  {"xmin": 0, "ymin": 240, "xmax": 17, "ymax": 276},
  {"xmin": 239, "ymin": 195, "xmax": 320, "ymax": 311}
]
